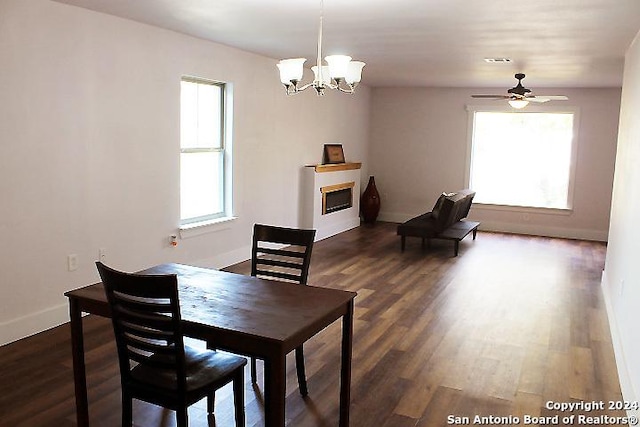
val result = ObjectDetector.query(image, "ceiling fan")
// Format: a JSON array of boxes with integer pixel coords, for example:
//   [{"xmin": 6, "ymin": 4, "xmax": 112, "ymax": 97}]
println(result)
[{"xmin": 471, "ymin": 73, "xmax": 568, "ymax": 109}]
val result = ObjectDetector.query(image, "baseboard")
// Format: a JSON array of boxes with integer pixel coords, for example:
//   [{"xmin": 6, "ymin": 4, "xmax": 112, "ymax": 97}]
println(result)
[
  {"xmin": 315, "ymin": 218, "xmax": 360, "ymax": 241},
  {"xmin": 477, "ymin": 220, "xmax": 608, "ymax": 241},
  {"xmin": 378, "ymin": 212, "xmax": 410, "ymax": 224},
  {"xmin": 601, "ymin": 269, "xmax": 639, "ymax": 421},
  {"xmin": 378, "ymin": 211, "xmax": 608, "ymax": 241},
  {"xmin": 0, "ymin": 303, "xmax": 69, "ymax": 346},
  {"xmin": 192, "ymin": 244, "xmax": 252, "ymax": 270},
  {"xmin": 1, "ymin": 246, "xmax": 254, "ymax": 346}
]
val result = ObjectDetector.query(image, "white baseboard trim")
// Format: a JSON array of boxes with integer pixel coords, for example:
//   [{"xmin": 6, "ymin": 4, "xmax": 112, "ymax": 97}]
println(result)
[
  {"xmin": 0, "ymin": 246, "xmax": 253, "ymax": 346},
  {"xmin": 190, "ymin": 220, "xmax": 362, "ymax": 269},
  {"xmin": 0, "ymin": 303, "xmax": 69, "ymax": 346},
  {"xmin": 378, "ymin": 212, "xmax": 411, "ymax": 223},
  {"xmin": 192, "ymin": 245, "xmax": 252, "ymax": 270},
  {"xmin": 378, "ymin": 211, "xmax": 608, "ymax": 242},
  {"xmin": 601, "ymin": 269, "xmax": 638, "ymax": 421},
  {"xmin": 315, "ymin": 218, "xmax": 360, "ymax": 241},
  {"xmin": 476, "ymin": 220, "xmax": 608, "ymax": 241}
]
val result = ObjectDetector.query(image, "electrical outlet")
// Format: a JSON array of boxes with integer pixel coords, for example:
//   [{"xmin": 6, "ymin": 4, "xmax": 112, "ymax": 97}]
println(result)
[
  {"xmin": 99, "ymin": 247, "xmax": 107, "ymax": 262},
  {"xmin": 68, "ymin": 254, "xmax": 79, "ymax": 271}
]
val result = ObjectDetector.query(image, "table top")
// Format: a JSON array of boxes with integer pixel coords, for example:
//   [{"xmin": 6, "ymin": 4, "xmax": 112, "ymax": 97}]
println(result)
[{"xmin": 65, "ymin": 263, "xmax": 356, "ymax": 353}]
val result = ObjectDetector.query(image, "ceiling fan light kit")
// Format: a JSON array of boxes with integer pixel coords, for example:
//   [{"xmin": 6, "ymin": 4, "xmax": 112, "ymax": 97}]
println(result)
[
  {"xmin": 508, "ymin": 99, "xmax": 529, "ymax": 109},
  {"xmin": 276, "ymin": 0, "xmax": 365, "ymax": 96},
  {"xmin": 472, "ymin": 73, "xmax": 568, "ymax": 109}
]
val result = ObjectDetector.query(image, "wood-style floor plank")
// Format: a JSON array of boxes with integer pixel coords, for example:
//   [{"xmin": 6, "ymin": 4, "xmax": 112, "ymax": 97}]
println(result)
[{"xmin": 0, "ymin": 223, "xmax": 626, "ymax": 426}]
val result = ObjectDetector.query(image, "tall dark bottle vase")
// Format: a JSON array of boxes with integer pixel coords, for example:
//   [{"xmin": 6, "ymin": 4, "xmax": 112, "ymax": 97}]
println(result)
[{"xmin": 360, "ymin": 176, "xmax": 381, "ymax": 224}]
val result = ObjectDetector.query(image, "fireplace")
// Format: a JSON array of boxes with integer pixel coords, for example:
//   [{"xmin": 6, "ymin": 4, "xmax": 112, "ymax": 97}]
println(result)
[
  {"xmin": 302, "ymin": 162, "xmax": 362, "ymax": 240},
  {"xmin": 321, "ymin": 182, "xmax": 354, "ymax": 215}
]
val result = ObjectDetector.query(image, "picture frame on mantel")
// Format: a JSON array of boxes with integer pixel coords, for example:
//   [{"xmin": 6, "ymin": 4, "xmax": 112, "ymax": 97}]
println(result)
[{"xmin": 322, "ymin": 144, "xmax": 345, "ymax": 164}]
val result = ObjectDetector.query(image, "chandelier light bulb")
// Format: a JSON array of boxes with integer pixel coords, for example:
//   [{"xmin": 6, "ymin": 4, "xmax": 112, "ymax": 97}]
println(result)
[
  {"xmin": 312, "ymin": 65, "xmax": 332, "ymax": 85},
  {"xmin": 345, "ymin": 61, "xmax": 365, "ymax": 84},
  {"xmin": 277, "ymin": 58, "xmax": 306, "ymax": 84},
  {"xmin": 325, "ymin": 55, "xmax": 352, "ymax": 79}
]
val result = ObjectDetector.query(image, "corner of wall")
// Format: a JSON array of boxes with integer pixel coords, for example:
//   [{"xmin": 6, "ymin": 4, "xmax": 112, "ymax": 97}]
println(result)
[{"xmin": 601, "ymin": 269, "xmax": 639, "ymax": 420}]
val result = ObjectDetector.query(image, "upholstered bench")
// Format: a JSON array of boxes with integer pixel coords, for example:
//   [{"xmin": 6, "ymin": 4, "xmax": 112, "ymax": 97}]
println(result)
[{"xmin": 397, "ymin": 189, "xmax": 480, "ymax": 256}]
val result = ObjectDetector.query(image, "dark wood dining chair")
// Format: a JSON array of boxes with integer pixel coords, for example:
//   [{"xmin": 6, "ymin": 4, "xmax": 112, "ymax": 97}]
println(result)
[
  {"xmin": 250, "ymin": 223, "xmax": 316, "ymax": 396},
  {"xmin": 96, "ymin": 262, "xmax": 247, "ymax": 427}
]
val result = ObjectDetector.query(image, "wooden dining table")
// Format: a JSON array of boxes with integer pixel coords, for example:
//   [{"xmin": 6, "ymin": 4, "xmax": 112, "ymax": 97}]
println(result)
[{"xmin": 64, "ymin": 263, "xmax": 357, "ymax": 426}]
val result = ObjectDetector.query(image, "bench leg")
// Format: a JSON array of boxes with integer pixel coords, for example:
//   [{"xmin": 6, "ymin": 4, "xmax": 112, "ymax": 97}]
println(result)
[
  {"xmin": 401, "ymin": 236, "xmax": 406, "ymax": 252},
  {"xmin": 472, "ymin": 228, "xmax": 478, "ymax": 240},
  {"xmin": 453, "ymin": 241, "xmax": 459, "ymax": 257}
]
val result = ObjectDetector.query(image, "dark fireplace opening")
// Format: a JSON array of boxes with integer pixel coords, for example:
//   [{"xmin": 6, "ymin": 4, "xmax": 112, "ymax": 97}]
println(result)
[{"xmin": 324, "ymin": 188, "xmax": 353, "ymax": 214}]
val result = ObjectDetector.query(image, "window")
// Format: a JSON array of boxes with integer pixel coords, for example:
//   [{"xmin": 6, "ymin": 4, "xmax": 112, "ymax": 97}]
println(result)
[
  {"xmin": 180, "ymin": 77, "xmax": 231, "ymax": 226},
  {"xmin": 467, "ymin": 108, "xmax": 577, "ymax": 210}
]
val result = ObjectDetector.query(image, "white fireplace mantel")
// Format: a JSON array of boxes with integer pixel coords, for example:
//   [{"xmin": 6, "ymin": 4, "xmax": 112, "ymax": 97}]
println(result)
[{"xmin": 301, "ymin": 163, "xmax": 362, "ymax": 241}]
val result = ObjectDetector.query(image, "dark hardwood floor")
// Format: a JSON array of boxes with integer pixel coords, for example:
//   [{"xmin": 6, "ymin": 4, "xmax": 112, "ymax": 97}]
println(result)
[{"xmin": 0, "ymin": 222, "xmax": 625, "ymax": 426}]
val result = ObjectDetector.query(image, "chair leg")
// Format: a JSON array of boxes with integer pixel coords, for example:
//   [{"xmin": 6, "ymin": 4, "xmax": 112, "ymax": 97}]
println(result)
[
  {"xmin": 121, "ymin": 392, "xmax": 132, "ymax": 426},
  {"xmin": 233, "ymin": 369, "xmax": 246, "ymax": 427},
  {"xmin": 295, "ymin": 345, "xmax": 308, "ymax": 396},
  {"xmin": 176, "ymin": 406, "xmax": 188, "ymax": 427},
  {"xmin": 251, "ymin": 357, "xmax": 258, "ymax": 384},
  {"xmin": 207, "ymin": 391, "xmax": 216, "ymax": 414}
]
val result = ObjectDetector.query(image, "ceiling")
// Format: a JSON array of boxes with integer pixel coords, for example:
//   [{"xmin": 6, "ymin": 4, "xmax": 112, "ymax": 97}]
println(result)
[{"xmin": 53, "ymin": 0, "xmax": 640, "ymax": 89}]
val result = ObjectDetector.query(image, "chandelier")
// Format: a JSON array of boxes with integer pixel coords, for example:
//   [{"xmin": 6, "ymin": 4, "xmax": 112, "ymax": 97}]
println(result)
[{"xmin": 276, "ymin": 0, "xmax": 365, "ymax": 96}]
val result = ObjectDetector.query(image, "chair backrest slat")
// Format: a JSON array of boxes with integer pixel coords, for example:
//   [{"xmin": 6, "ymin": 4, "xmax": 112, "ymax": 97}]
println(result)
[
  {"xmin": 256, "ymin": 247, "xmax": 306, "ymax": 259},
  {"xmin": 254, "ymin": 269, "xmax": 303, "ymax": 283},
  {"xmin": 251, "ymin": 224, "xmax": 315, "ymax": 285},
  {"xmin": 256, "ymin": 257, "xmax": 304, "ymax": 270}
]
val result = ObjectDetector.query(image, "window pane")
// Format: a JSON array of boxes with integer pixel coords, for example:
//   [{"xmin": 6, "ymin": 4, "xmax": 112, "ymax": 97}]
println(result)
[
  {"xmin": 180, "ymin": 76, "xmax": 229, "ymax": 226},
  {"xmin": 180, "ymin": 80, "xmax": 222, "ymax": 150},
  {"xmin": 470, "ymin": 112, "xmax": 574, "ymax": 209},
  {"xmin": 180, "ymin": 152, "xmax": 223, "ymax": 221}
]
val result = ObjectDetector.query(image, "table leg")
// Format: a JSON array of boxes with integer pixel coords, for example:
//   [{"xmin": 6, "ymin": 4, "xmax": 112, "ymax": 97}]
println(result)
[
  {"xmin": 264, "ymin": 352, "xmax": 286, "ymax": 426},
  {"xmin": 339, "ymin": 300, "xmax": 354, "ymax": 427},
  {"xmin": 69, "ymin": 298, "xmax": 89, "ymax": 427}
]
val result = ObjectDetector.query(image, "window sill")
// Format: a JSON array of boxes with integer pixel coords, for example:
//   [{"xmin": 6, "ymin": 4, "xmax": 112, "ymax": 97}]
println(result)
[
  {"xmin": 473, "ymin": 203, "xmax": 573, "ymax": 216},
  {"xmin": 179, "ymin": 216, "xmax": 237, "ymax": 239}
]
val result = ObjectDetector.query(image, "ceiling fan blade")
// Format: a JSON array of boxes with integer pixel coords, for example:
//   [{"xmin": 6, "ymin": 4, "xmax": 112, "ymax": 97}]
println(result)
[
  {"xmin": 534, "ymin": 95, "xmax": 569, "ymax": 101},
  {"xmin": 526, "ymin": 97, "xmax": 551, "ymax": 103},
  {"xmin": 471, "ymin": 95, "xmax": 510, "ymax": 99}
]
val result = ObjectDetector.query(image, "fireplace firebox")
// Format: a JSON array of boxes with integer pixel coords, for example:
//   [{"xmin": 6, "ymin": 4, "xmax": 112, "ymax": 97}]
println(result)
[{"xmin": 321, "ymin": 182, "xmax": 355, "ymax": 215}]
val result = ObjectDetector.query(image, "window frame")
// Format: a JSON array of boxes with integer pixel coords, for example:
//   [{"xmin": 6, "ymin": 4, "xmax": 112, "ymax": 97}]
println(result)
[
  {"xmin": 464, "ymin": 104, "xmax": 580, "ymax": 214},
  {"xmin": 179, "ymin": 76, "xmax": 234, "ymax": 232}
]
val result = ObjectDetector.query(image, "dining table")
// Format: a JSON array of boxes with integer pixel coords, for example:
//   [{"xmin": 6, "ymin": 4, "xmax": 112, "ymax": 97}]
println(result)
[{"xmin": 64, "ymin": 263, "xmax": 357, "ymax": 426}]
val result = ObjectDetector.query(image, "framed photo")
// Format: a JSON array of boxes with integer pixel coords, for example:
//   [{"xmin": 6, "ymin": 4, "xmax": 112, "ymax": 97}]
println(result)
[{"xmin": 322, "ymin": 144, "xmax": 345, "ymax": 164}]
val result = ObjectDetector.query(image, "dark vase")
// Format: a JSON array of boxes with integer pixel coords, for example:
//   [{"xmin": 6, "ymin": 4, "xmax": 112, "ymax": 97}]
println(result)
[{"xmin": 361, "ymin": 176, "xmax": 381, "ymax": 224}]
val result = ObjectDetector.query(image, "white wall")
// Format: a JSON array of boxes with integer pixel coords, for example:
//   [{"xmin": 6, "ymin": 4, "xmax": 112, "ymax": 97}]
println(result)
[
  {"xmin": 602, "ymin": 29, "xmax": 640, "ymax": 413},
  {"xmin": 369, "ymin": 87, "xmax": 621, "ymax": 241},
  {"xmin": 0, "ymin": 0, "xmax": 371, "ymax": 345}
]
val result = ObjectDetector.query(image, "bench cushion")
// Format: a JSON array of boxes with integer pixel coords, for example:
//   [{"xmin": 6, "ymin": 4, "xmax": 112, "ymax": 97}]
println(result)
[{"xmin": 397, "ymin": 189, "xmax": 476, "ymax": 238}]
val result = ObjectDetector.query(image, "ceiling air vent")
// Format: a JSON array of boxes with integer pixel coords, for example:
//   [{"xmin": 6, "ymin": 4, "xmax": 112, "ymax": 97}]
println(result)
[{"xmin": 484, "ymin": 58, "xmax": 512, "ymax": 63}]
